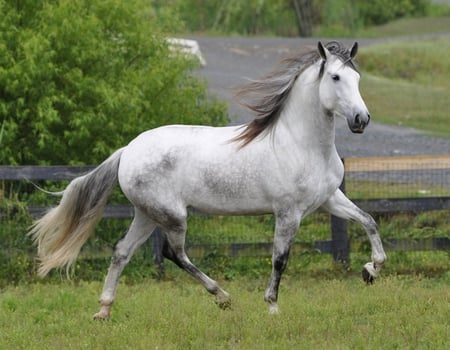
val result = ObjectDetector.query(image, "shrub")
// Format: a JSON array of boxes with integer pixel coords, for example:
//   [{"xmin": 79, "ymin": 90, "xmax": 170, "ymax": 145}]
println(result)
[
  {"xmin": 358, "ymin": 0, "xmax": 429, "ymax": 25},
  {"xmin": 0, "ymin": 0, "xmax": 228, "ymax": 165}
]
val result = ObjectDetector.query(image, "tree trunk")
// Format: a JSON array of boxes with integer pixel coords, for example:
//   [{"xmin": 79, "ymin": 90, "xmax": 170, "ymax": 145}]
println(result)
[{"xmin": 291, "ymin": 0, "xmax": 313, "ymax": 37}]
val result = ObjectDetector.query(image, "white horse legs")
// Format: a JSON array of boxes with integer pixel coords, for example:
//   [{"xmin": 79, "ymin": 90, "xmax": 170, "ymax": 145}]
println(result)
[
  {"xmin": 161, "ymin": 222, "xmax": 231, "ymax": 308},
  {"xmin": 94, "ymin": 207, "xmax": 230, "ymax": 320},
  {"xmin": 95, "ymin": 188, "xmax": 384, "ymax": 319},
  {"xmin": 264, "ymin": 211, "xmax": 302, "ymax": 314},
  {"xmin": 322, "ymin": 189, "xmax": 387, "ymax": 282},
  {"xmin": 94, "ymin": 209, "xmax": 156, "ymax": 320}
]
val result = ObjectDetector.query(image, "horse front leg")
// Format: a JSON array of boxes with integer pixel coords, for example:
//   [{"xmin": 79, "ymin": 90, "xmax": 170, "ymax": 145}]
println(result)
[
  {"xmin": 322, "ymin": 189, "xmax": 387, "ymax": 283},
  {"xmin": 265, "ymin": 210, "xmax": 302, "ymax": 314}
]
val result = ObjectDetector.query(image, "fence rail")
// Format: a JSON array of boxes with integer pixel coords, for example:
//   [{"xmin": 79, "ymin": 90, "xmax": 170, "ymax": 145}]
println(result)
[
  {"xmin": 1, "ymin": 155, "xmax": 449, "ymax": 262},
  {"xmin": 76, "ymin": 237, "xmax": 450, "ymax": 261},
  {"xmin": 344, "ymin": 155, "xmax": 450, "ymax": 172}
]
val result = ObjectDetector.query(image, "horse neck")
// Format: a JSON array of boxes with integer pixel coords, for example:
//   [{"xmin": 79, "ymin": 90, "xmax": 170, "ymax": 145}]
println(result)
[{"xmin": 276, "ymin": 66, "xmax": 336, "ymax": 153}]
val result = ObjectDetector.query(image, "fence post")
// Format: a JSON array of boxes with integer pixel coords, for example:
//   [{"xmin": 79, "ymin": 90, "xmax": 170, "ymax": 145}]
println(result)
[
  {"xmin": 330, "ymin": 159, "xmax": 350, "ymax": 267},
  {"xmin": 152, "ymin": 228, "xmax": 165, "ymax": 277}
]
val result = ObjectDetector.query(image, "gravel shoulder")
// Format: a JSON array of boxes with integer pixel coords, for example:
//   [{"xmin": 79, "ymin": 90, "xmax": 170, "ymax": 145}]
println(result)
[{"xmin": 191, "ymin": 36, "xmax": 450, "ymax": 158}]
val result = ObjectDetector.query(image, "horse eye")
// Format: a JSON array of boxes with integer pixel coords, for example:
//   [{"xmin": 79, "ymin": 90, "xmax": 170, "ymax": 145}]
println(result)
[{"xmin": 331, "ymin": 74, "xmax": 340, "ymax": 81}]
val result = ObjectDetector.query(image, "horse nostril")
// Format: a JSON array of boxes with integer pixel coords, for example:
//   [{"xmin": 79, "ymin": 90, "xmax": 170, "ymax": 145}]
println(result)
[
  {"xmin": 367, "ymin": 113, "xmax": 371, "ymax": 123},
  {"xmin": 355, "ymin": 114, "xmax": 361, "ymax": 125}
]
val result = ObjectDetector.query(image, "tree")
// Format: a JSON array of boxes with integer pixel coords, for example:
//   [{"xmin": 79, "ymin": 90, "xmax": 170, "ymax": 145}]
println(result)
[
  {"xmin": 0, "ymin": 0, "xmax": 228, "ymax": 165},
  {"xmin": 291, "ymin": 0, "xmax": 313, "ymax": 37}
]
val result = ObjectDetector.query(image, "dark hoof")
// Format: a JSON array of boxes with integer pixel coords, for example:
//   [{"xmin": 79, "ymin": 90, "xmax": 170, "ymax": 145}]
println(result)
[
  {"xmin": 215, "ymin": 297, "xmax": 231, "ymax": 310},
  {"xmin": 216, "ymin": 299, "xmax": 231, "ymax": 310},
  {"xmin": 362, "ymin": 267, "xmax": 374, "ymax": 284}
]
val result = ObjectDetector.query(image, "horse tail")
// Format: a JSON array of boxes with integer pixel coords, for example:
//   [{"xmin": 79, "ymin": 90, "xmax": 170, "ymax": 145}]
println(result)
[{"xmin": 29, "ymin": 148, "xmax": 125, "ymax": 277}]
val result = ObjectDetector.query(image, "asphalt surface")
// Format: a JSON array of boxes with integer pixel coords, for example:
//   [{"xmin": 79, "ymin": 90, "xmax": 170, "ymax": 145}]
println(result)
[{"xmin": 191, "ymin": 36, "xmax": 450, "ymax": 158}]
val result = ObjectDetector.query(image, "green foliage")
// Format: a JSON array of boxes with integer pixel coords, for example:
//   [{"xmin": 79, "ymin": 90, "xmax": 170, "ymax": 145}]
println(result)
[
  {"xmin": 427, "ymin": 1, "xmax": 450, "ymax": 16},
  {"xmin": 358, "ymin": 0, "xmax": 428, "ymax": 25},
  {"xmin": 166, "ymin": 0, "xmax": 302, "ymax": 36},
  {"xmin": 358, "ymin": 16, "xmax": 450, "ymax": 38},
  {"xmin": 0, "ymin": 0, "xmax": 228, "ymax": 165},
  {"xmin": 314, "ymin": 0, "xmax": 364, "ymax": 37},
  {"xmin": 160, "ymin": 0, "xmax": 433, "ymax": 37},
  {"xmin": 314, "ymin": 0, "xmax": 430, "ymax": 37},
  {"xmin": 0, "ymin": 191, "xmax": 36, "ymax": 285}
]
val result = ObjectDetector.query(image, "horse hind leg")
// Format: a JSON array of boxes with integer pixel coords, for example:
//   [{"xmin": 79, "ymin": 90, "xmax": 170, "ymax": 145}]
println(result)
[
  {"xmin": 94, "ymin": 208, "xmax": 156, "ymax": 320},
  {"xmin": 161, "ymin": 216, "xmax": 231, "ymax": 309}
]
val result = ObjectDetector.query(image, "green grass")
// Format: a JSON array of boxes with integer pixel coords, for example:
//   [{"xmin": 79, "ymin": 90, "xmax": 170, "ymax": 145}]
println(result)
[
  {"xmin": 359, "ymin": 38, "xmax": 450, "ymax": 90},
  {"xmin": 358, "ymin": 16, "xmax": 450, "ymax": 37},
  {"xmin": 358, "ymin": 38, "xmax": 450, "ymax": 137},
  {"xmin": 0, "ymin": 275, "xmax": 448, "ymax": 349}
]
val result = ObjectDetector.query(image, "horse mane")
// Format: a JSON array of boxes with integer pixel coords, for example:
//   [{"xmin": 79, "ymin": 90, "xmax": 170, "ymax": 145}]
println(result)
[{"xmin": 232, "ymin": 41, "xmax": 358, "ymax": 147}]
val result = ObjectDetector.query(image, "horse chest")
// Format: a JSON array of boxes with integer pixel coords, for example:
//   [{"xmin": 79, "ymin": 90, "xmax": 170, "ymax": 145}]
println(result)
[{"xmin": 279, "ymin": 155, "xmax": 343, "ymax": 210}]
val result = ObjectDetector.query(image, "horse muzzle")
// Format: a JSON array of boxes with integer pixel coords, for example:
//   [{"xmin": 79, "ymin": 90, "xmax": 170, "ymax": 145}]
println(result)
[{"xmin": 347, "ymin": 112, "xmax": 370, "ymax": 134}]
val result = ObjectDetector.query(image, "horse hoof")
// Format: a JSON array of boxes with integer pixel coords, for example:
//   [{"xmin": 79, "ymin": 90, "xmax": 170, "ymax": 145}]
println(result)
[
  {"xmin": 215, "ymin": 295, "xmax": 231, "ymax": 310},
  {"xmin": 362, "ymin": 267, "xmax": 374, "ymax": 284},
  {"xmin": 216, "ymin": 299, "xmax": 231, "ymax": 310},
  {"xmin": 93, "ymin": 311, "xmax": 110, "ymax": 321},
  {"xmin": 215, "ymin": 290, "xmax": 231, "ymax": 310},
  {"xmin": 362, "ymin": 262, "xmax": 379, "ymax": 285},
  {"xmin": 268, "ymin": 303, "xmax": 280, "ymax": 315}
]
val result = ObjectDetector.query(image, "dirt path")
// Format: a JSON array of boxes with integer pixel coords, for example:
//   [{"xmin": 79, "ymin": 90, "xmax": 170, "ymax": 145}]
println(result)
[{"xmin": 192, "ymin": 36, "xmax": 450, "ymax": 158}]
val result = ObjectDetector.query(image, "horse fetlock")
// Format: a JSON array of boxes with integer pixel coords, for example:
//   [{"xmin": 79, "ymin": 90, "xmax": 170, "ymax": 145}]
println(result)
[{"xmin": 365, "ymin": 262, "xmax": 380, "ymax": 276}]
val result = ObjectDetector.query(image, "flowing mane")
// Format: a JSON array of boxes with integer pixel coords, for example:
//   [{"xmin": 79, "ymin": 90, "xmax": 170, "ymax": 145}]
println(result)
[{"xmin": 233, "ymin": 41, "xmax": 358, "ymax": 147}]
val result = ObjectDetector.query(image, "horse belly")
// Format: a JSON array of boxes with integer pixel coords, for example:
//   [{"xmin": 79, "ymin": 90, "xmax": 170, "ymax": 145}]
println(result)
[
  {"xmin": 184, "ymin": 172, "xmax": 273, "ymax": 215},
  {"xmin": 117, "ymin": 126, "xmax": 272, "ymax": 215}
]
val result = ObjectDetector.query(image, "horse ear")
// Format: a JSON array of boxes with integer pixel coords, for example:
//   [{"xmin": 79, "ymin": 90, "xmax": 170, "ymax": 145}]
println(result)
[
  {"xmin": 318, "ymin": 41, "xmax": 330, "ymax": 61},
  {"xmin": 350, "ymin": 42, "xmax": 358, "ymax": 59}
]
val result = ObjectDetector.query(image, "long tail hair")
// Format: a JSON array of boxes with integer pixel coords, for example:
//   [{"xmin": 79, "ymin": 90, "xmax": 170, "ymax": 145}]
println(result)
[{"xmin": 29, "ymin": 148, "xmax": 124, "ymax": 277}]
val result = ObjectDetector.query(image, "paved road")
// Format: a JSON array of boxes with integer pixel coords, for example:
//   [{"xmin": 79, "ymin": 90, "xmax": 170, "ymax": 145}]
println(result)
[{"xmin": 191, "ymin": 36, "xmax": 450, "ymax": 158}]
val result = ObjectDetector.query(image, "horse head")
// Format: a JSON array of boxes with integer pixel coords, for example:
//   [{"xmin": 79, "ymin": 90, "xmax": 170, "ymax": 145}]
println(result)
[{"xmin": 318, "ymin": 41, "xmax": 370, "ymax": 133}]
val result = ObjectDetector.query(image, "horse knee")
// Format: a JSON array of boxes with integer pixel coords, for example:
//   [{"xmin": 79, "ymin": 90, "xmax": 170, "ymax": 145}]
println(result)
[
  {"xmin": 111, "ymin": 240, "xmax": 133, "ymax": 266},
  {"xmin": 110, "ymin": 251, "xmax": 129, "ymax": 267},
  {"xmin": 372, "ymin": 252, "xmax": 387, "ymax": 266},
  {"xmin": 359, "ymin": 210, "xmax": 378, "ymax": 233}
]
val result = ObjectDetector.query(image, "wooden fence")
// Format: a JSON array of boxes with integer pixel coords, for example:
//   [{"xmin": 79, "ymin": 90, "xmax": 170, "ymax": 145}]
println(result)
[
  {"xmin": 1, "ymin": 155, "xmax": 449, "ymax": 264},
  {"xmin": 330, "ymin": 155, "xmax": 450, "ymax": 262}
]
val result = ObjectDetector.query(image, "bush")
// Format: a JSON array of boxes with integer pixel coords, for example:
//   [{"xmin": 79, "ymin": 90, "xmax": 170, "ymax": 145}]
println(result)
[
  {"xmin": 162, "ymin": 0, "xmax": 432, "ymax": 37},
  {"xmin": 169, "ymin": 0, "xmax": 303, "ymax": 36},
  {"xmin": 358, "ymin": 0, "xmax": 429, "ymax": 25},
  {"xmin": 0, "ymin": 0, "xmax": 228, "ymax": 165}
]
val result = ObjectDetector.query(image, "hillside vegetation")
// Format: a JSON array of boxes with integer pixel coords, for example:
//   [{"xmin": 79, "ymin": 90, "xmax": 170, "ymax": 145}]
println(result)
[{"xmin": 359, "ymin": 38, "xmax": 450, "ymax": 137}]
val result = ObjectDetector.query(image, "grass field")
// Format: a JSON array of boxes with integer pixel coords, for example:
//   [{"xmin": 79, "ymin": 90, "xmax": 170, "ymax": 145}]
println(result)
[
  {"xmin": 1, "ymin": 274, "xmax": 448, "ymax": 349},
  {"xmin": 358, "ymin": 16, "xmax": 450, "ymax": 37},
  {"xmin": 358, "ymin": 38, "xmax": 450, "ymax": 138}
]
